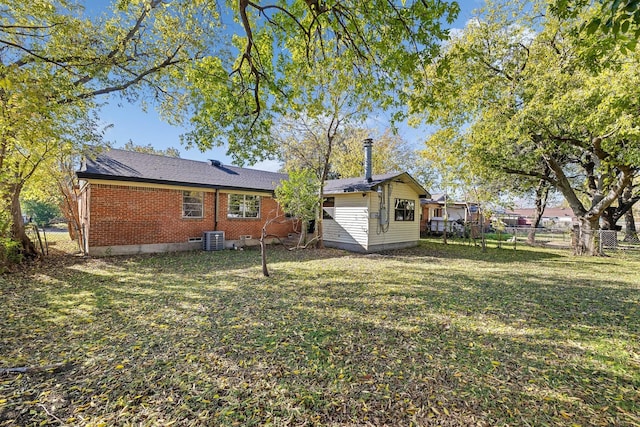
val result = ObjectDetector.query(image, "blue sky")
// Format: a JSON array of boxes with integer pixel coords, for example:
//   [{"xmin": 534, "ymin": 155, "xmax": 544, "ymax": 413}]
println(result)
[{"xmin": 98, "ymin": 1, "xmax": 485, "ymax": 172}]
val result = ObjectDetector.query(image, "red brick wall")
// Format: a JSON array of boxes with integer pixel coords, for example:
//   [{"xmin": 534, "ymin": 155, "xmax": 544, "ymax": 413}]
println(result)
[{"xmin": 87, "ymin": 183, "xmax": 296, "ymax": 247}]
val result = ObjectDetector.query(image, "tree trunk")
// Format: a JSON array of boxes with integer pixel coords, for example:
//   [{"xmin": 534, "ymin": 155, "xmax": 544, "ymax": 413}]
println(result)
[
  {"xmin": 623, "ymin": 206, "xmax": 638, "ymax": 242},
  {"xmin": 260, "ymin": 226, "xmax": 269, "ymax": 277},
  {"xmin": 59, "ymin": 180, "xmax": 82, "ymax": 245},
  {"xmin": 315, "ymin": 189, "xmax": 324, "ymax": 249},
  {"xmin": 540, "ymin": 151, "xmax": 633, "ymax": 256},
  {"xmin": 442, "ymin": 194, "xmax": 448, "ymax": 244},
  {"xmin": 599, "ymin": 207, "xmax": 616, "ymax": 230},
  {"xmin": 443, "ymin": 217, "xmax": 448, "ymax": 244},
  {"xmin": 528, "ymin": 179, "xmax": 549, "ymax": 244},
  {"xmin": 7, "ymin": 183, "xmax": 38, "ymax": 258},
  {"xmin": 480, "ymin": 211, "xmax": 486, "ymax": 252},
  {"xmin": 297, "ymin": 220, "xmax": 307, "ymax": 248},
  {"xmin": 316, "ymin": 218, "xmax": 324, "ymax": 249},
  {"xmin": 621, "ymin": 183, "xmax": 639, "ymax": 242},
  {"xmin": 575, "ymin": 216, "xmax": 599, "ymax": 256},
  {"xmin": 597, "ymin": 185, "xmax": 638, "ymax": 233}
]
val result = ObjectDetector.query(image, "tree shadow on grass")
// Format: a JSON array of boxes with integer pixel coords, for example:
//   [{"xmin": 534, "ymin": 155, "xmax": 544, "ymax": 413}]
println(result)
[
  {"xmin": 208, "ymin": 261, "xmax": 639, "ymax": 425},
  {"xmin": 2, "ymin": 244, "xmax": 638, "ymax": 426}
]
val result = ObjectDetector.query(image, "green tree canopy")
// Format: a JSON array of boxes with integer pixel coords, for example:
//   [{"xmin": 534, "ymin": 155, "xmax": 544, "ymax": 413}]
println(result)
[
  {"xmin": 274, "ymin": 168, "xmax": 319, "ymax": 246},
  {"xmin": 22, "ymin": 198, "xmax": 61, "ymax": 227},
  {"xmin": 552, "ymin": 0, "xmax": 640, "ymax": 43},
  {"xmin": 122, "ymin": 141, "xmax": 181, "ymax": 158},
  {"xmin": 182, "ymin": 0, "xmax": 460, "ymax": 165},
  {"xmin": 413, "ymin": 0, "xmax": 640, "ymax": 254}
]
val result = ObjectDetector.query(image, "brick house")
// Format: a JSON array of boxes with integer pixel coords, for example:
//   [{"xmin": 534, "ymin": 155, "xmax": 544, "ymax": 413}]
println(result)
[{"xmin": 76, "ymin": 149, "xmax": 297, "ymax": 256}]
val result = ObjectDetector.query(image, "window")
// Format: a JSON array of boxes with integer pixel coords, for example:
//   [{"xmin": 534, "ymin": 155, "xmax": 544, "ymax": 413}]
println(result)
[
  {"xmin": 183, "ymin": 191, "xmax": 203, "ymax": 218},
  {"xmin": 395, "ymin": 199, "xmax": 415, "ymax": 221},
  {"xmin": 322, "ymin": 197, "xmax": 335, "ymax": 219},
  {"xmin": 433, "ymin": 207, "xmax": 443, "ymax": 218},
  {"xmin": 228, "ymin": 194, "xmax": 260, "ymax": 218}
]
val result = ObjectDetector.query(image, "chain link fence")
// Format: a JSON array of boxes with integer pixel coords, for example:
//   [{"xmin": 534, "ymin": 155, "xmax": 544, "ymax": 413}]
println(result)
[
  {"xmin": 504, "ymin": 226, "xmax": 573, "ymax": 248},
  {"xmin": 598, "ymin": 229, "xmax": 640, "ymax": 255},
  {"xmin": 426, "ymin": 224, "xmax": 640, "ymax": 254},
  {"xmin": 506, "ymin": 227, "xmax": 640, "ymax": 254}
]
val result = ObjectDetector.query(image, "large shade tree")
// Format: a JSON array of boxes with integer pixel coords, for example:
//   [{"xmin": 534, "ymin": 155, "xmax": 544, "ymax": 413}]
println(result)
[
  {"xmin": 413, "ymin": 0, "xmax": 640, "ymax": 255},
  {"xmin": 186, "ymin": 0, "xmax": 461, "ymax": 247},
  {"xmin": 331, "ymin": 128, "xmax": 422, "ymax": 180}
]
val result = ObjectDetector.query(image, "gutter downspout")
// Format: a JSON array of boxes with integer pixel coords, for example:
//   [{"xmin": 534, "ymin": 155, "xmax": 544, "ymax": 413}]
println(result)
[{"xmin": 214, "ymin": 189, "xmax": 219, "ymax": 231}]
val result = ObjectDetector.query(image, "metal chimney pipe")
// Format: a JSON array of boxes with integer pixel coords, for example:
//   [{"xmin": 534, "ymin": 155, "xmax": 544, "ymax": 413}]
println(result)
[{"xmin": 363, "ymin": 138, "xmax": 373, "ymax": 183}]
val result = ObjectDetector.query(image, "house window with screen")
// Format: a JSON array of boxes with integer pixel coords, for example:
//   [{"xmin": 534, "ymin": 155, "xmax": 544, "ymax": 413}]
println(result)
[
  {"xmin": 228, "ymin": 194, "xmax": 260, "ymax": 218},
  {"xmin": 433, "ymin": 207, "xmax": 443, "ymax": 218},
  {"xmin": 183, "ymin": 191, "xmax": 204, "ymax": 218},
  {"xmin": 395, "ymin": 199, "xmax": 415, "ymax": 221},
  {"xmin": 322, "ymin": 197, "xmax": 335, "ymax": 219}
]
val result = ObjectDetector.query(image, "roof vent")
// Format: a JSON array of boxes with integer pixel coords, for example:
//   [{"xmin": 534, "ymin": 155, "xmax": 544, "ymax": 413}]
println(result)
[{"xmin": 209, "ymin": 159, "xmax": 223, "ymax": 167}]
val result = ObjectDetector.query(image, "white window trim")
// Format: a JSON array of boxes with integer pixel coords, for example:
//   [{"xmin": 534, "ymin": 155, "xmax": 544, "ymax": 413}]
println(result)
[
  {"xmin": 227, "ymin": 193, "xmax": 261, "ymax": 219},
  {"xmin": 182, "ymin": 190, "xmax": 204, "ymax": 218}
]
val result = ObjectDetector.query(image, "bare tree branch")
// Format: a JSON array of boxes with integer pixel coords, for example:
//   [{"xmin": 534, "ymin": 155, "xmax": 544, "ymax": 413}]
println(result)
[
  {"xmin": 60, "ymin": 46, "xmax": 184, "ymax": 104},
  {"xmin": 73, "ymin": 0, "xmax": 163, "ymax": 87}
]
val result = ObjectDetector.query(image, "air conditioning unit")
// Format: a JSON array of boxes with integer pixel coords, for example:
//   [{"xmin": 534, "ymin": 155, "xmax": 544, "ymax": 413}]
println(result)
[{"xmin": 203, "ymin": 231, "xmax": 225, "ymax": 251}]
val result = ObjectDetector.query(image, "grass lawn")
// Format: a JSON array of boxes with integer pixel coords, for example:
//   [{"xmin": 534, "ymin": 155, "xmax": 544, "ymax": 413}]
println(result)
[{"xmin": 1, "ymin": 239, "xmax": 639, "ymax": 426}]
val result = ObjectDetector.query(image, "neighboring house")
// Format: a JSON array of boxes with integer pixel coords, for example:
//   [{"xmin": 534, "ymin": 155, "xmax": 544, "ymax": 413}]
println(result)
[
  {"xmin": 421, "ymin": 194, "xmax": 481, "ymax": 234},
  {"xmin": 499, "ymin": 207, "xmax": 577, "ymax": 229},
  {"xmin": 320, "ymin": 139, "xmax": 430, "ymax": 252},
  {"xmin": 76, "ymin": 149, "xmax": 296, "ymax": 256}
]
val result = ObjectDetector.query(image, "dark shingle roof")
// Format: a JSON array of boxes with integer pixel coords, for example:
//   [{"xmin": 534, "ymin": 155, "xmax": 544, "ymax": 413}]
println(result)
[
  {"xmin": 323, "ymin": 172, "xmax": 429, "ymax": 198},
  {"xmin": 323, "ymin": 173, "xmax": 399, "ymax": 193},
  {"xmin": 76, "ymin": 149, "xmax": 287, "ymax": 193}
]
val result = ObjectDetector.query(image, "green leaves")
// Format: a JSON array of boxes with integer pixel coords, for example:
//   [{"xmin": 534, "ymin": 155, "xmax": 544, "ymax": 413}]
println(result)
[
  {"xmin": 585, "ymin": 17, "xmax": 602, "ymax": 34},
  {"xmin": 0, "ymin": 0, "xmax": 223, "ymax": 253},
  {"xmin": 275, "ymin": 168, "xmax": 319, "ymax": 224},
  {"xmin": 416, "ymin": 0, "xmax": 640, "ymax": 253},
  {"xmin": 184, "ymin": 0, "xmax": 460, "ymax": 165}
]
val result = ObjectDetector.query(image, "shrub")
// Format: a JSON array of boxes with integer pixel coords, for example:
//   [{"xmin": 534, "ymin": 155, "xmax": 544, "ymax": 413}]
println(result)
[
  {"xmin": 22, "ymin": 199, "xmax": 61, "ymax": 227},
  {"xmin": 0, "ymin": 237, "xmax": 23, "ymax": 272}
]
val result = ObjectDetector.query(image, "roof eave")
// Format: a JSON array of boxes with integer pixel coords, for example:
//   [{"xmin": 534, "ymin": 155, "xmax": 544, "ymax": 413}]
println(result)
[
  {"xmin": 323, "ymin": 172, "xmax": 430, "ymax": 198},
  {"xmin": 75, "ymin": 173, "xmax": 277, "ymax": 194}
]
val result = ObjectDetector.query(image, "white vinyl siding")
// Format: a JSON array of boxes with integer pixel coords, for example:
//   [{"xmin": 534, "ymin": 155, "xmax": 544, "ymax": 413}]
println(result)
[
  {"xmin": 369, "ymin": 183, "xmax": 420, "ymax": 247},
  {"xmin": 323, "ymin": 181, "xmax": 422, "ymax": 251},
  {"xmin": 322, "ymin": 193, "xmax": 369, "ymax": 249}
]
